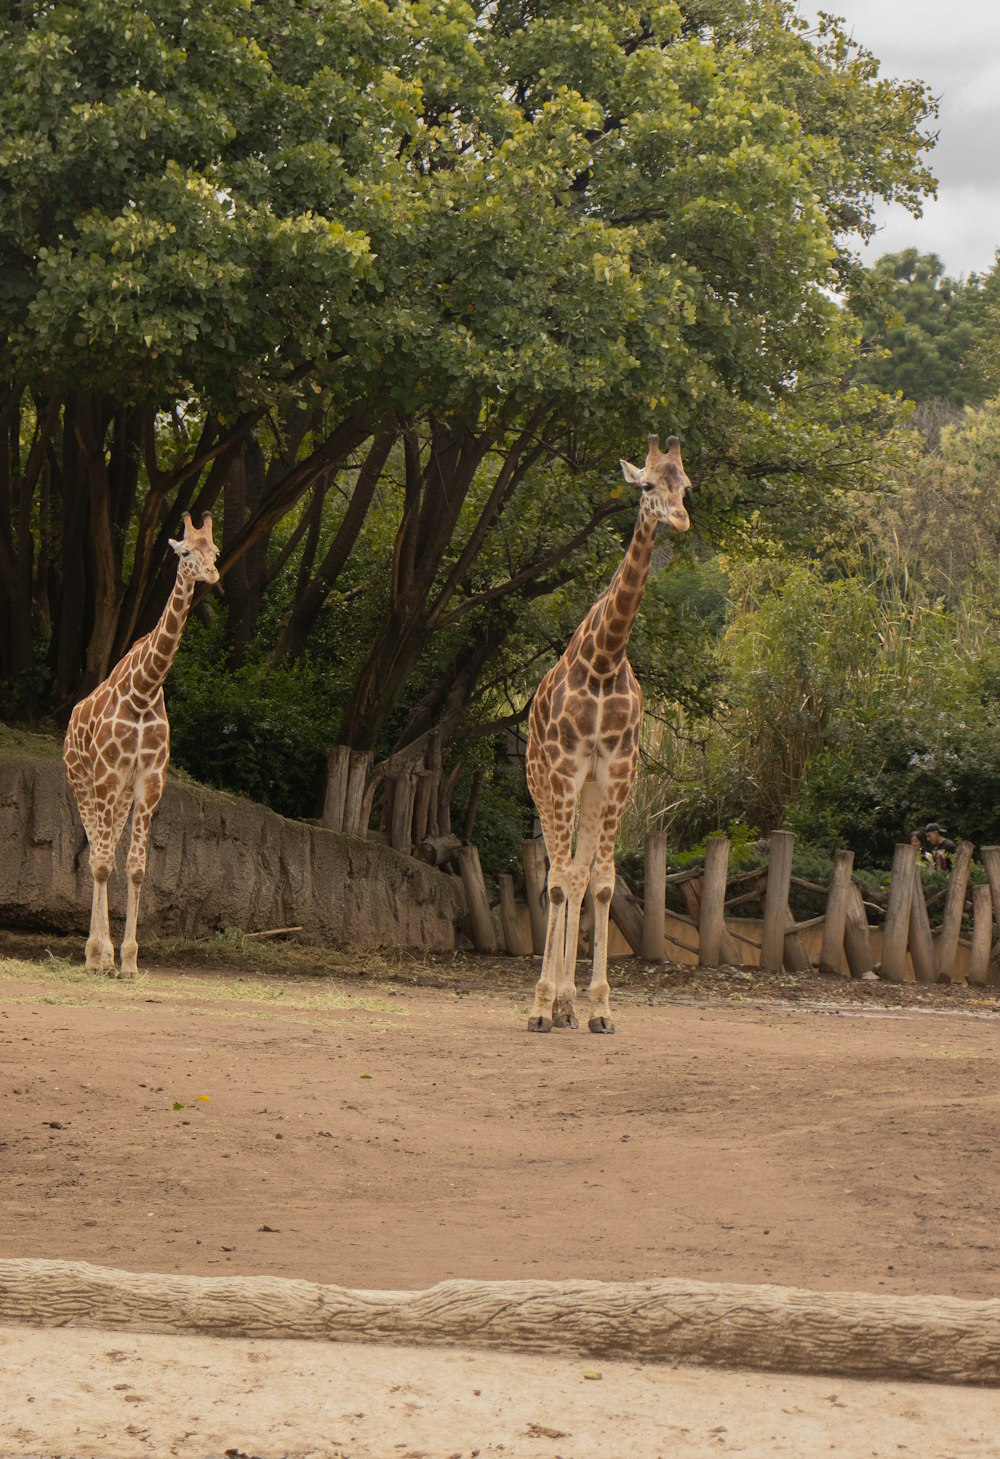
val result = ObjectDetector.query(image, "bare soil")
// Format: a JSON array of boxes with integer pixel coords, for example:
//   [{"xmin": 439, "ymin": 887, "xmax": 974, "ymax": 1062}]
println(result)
[{"xmin": 2, "ymin": 938, "xmax": 999, "ymax": 1457}]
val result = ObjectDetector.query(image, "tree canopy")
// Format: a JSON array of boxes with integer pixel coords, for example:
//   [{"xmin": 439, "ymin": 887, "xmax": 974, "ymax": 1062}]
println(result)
[
  {"xmin": 849, "ymin": 249, "xmax": 995, "ymax": 407},
  {"xmin": 1, "ymin": 0, "xmax": 938, "ymax": 810}
]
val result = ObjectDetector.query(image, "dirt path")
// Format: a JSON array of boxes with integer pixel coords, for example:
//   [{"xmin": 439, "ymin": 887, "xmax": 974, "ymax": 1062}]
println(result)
[
  {"xmin": 2, "ymin": 954, "xmax": 999, "ymax": 1457},
  {"xmin": 2, "ymin": 957, "xmax": 999, "ymax": 1299}
]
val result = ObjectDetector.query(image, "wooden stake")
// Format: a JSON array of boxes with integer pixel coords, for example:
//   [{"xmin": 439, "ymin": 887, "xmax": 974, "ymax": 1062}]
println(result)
[
  {"xmin": 880, "ymin": 843, "xmax": 916, "ymax": 983},
  {"xmin": 936, "ymin": 840, "xmax": 974, "ymax": 983},
  {"xmin": 978, "ymin": 846, "xmax": 1000, "ymax": 960},
  {"xmin": 818, "ymin": 849, "xmax": 855, "ymax": 976},
  {"xmin": 321, "ymin": 744, "xmax": 351, "ymax": 832},
  {"xmin": 782, "ymin": 919, "xmax": 812, "ymax": 975},
  {"xmin": 498, "ymin": 873, "xmax": 531, "ymax": 956},
  {"xmin": 610, "ymin": 874, "xmax": 645, "ymax": 956},
  {"xmin": 412, "ymin": 770, "xmax": 434, "ymax": 846},
  {"xmin": 967, "ymin": 883, "xmax": 992, "ymax": 986},
  {"xmin": 457, "ymin": 843, "xmax": 497, "ymax": 953},
  {"xmin": 642, "ymin": 831, "xmax": 667, "ymax": 962},
  {"xmin": 391, "ymin": 772, "xmax": 418, "ymax": 854},
  {"xmin": 843, "ymin": 882, "xmax": 875, "ymax": 978},
  {"xmin": 521, "ymin": 838, "xmax": 548, "ymax": 956},
  {"xmin": 761, "ymin": 830, "xmax": 795, "ymax": 972},
  {"xmin": 908, "ymin": 862, "xmax": 937, "ymax": 984},
  {"xmin": 699, "ymin": 837, "xmax": 730, "ymax": 968},
  {"xmin": 343, "ymin": 749, "xmax": 372, "ymax": 837}
]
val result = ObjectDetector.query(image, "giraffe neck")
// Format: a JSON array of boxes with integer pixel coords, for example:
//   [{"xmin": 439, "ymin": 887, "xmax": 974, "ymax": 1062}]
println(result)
[
  {"xmin": 127, "ymin": 569, "xmax": 196, "ymax": 702},
  {"xmin": 584, "ymin": 506, "xmax": 658, "ymax": 666}
]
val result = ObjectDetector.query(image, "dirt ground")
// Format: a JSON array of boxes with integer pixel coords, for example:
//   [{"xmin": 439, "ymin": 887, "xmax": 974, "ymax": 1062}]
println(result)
[{"xmin": 2, "ymin": 938, "xmax": 1000, "ymax": 1456}]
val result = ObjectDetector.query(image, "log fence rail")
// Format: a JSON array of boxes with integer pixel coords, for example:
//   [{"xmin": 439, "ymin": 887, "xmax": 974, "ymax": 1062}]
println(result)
[{"xmin": 485, "ymin": 831, "xmax": 1000, "ymax": 988}]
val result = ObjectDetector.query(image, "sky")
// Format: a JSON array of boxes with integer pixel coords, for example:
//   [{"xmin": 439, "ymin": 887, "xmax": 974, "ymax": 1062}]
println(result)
[{"xmin": 798, "ymin": 0, "xmax": 1000, "ymax": 278}]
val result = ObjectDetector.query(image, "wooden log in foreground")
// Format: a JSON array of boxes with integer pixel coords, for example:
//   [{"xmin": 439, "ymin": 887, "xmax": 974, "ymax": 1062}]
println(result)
[{"xmin": 0, "ymin": 1259, "xmax": 997, "ymax": 1387}]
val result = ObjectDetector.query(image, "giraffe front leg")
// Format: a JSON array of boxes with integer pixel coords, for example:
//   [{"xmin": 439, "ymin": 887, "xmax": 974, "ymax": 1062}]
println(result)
[
  {"xmin": 529, "ymin": 880, "xmax": 567, "ymax": 1032},
  {"xmin": 553, "ymin": 881, "xmax": 587, "ymax": 1029}
]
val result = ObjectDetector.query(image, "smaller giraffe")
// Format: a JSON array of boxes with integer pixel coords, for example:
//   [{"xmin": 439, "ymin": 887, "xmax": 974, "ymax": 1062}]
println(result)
[
  {"xmin": 63, "ymin": 513, "xmax": 220, "ymax": 978},
  {"xmin": 525, "ymin": 435, "xmax": 691, "ymax": 1033}
]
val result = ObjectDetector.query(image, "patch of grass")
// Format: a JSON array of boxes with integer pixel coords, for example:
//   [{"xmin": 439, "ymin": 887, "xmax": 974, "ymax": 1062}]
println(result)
[
  {"xmin": 0, "ymin": 954, "xmax": 402, "ymax": 1017},
  {"xmin": 0, "ymin": 722, "xmax": 64, "ymax": 761},
  {"xmin": 146, "ymin": 926, "xmax": 407, "ymax": 976}
]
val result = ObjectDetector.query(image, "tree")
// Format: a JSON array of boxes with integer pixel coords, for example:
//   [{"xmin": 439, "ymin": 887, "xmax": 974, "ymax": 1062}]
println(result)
[
  {"xmin": 1, "ymin": 0, "xmax": 938, "ymax": 792},
  {"xmin": 849, "ymin": 250, "xmax": 992, "ymax": 407}
]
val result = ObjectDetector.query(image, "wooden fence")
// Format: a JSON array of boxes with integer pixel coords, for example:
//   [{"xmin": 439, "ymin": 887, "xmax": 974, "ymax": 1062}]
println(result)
[{"xmin": 488, "ymin": 829, "xmax": 1000, "ymax": 989}]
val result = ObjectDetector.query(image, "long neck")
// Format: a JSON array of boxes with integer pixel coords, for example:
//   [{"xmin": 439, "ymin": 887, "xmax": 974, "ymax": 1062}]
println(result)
[
  {"xmin": 583, "ymin": 506, "xmax": 658, "ymax": 666},
  {"xmin": 130, "ymin": 569, "xmax": 196, "ymax": 699}
]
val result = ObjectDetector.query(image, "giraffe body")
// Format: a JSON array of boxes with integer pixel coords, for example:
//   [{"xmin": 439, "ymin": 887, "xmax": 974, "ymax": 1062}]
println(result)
[
  {"xmin": 525, "ymin": 436, "xmax": 691, "ymax": 1033},
  {"xmin": 63, "ymin": 513, "xmax": 219, "ymax": 978}
]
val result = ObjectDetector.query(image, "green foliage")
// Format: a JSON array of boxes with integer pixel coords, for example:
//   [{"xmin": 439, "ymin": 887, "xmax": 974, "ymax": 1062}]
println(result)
[
  {"xmin": 626, "ymin": 551, "xmax": 1000, "ymax": 865},
  {"xmin": 166, "ymin": 624, "xmax": 334, "ymax": 817},
  {"xmin": 878, "ymin": 396, "xmax": 1000, "ymax": 589},
  {"xmin": 0, "ymin": 0, "xmax": 950, "ymax": 847},
  {"xmin": 849, "ymin": 250, "xmax": 992, "ymax": 406}
]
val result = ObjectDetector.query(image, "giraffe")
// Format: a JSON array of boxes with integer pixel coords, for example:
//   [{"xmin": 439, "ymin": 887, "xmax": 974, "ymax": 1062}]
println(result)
[
  {"xmin": 524, "ymin": 435, "xmax": 691, "ymax": 1034},
  {"xmin": 63, "ymin": 512, "xmax": 220, "ymax": 978}
]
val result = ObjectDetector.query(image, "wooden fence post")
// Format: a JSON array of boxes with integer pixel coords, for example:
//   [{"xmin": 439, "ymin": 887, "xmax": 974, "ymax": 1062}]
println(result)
[
  {"xmin": 843, "ymin": 883, "xmax": 876, "ymax": 978},
  {"xmin": 936, "ymin": 839, "xmax": 974, "ymax": 982},
  {"xmin": 498, "ymin": 873, "xmax": 531, "ymax": 957},
  {"xmin": 761, "ymin": 830, "xmax": 795, "ymax": 972},
  {"xmin": 389, "ymin": 771, "xmax": 417, "ymax": 854},
  {"xmin": 782, "ymin": 920, "xmax": 813, "ymax": 974},
  {"xmin": 908, "ymin": 863, "xmax": 937, "ymax": 984},
  {"xmin": 343, "ymin": 750, "xmax": 372, "ymax": 837},
  {"xmin": 457, "ymin": 844, "xmax": 497, "ymax": 953},
  {"xmin": 699, "ymin": 837, "xmax": 730, "ymax": 968},
  {"xmin": 967, "ymin": 884, "xmax": 992, "ymax": 987},
  {"xmin": 321, "ymin": 745, "xmax": 351, "ymax": 831},
  {"xmin": 818, "ymin": 849, "xmax": 854, "ymax": 976},
  {"xmin": 642, "ymin": 832, "xmax": 667, "ymax": 962},
  {"xmin": 880, "ymin": 843, "xmax": 916, "ymax": 982},
  {"xmin": 610, "ymin": 874, "xmax": 645, "ymax": 956},
  {"xmin": 978, "ymin": 846, "xmax": 1000, "ymax": 958},
  {"xmin": 521, "ymin": 839, "xmax": 548, "ymax": 955}
]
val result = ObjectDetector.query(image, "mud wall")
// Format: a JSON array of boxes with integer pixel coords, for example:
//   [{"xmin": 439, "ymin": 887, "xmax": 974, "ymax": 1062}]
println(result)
[{"xmin": 0, "ymin": 750, "xmax": 466, "ymax": 952}]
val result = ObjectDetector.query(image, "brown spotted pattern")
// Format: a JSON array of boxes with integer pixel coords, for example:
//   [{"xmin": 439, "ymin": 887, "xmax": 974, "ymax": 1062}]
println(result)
[
  {"xmin": 63, "ymin": 514, "xmax": 220, "ymax": 978},
  {"xmin": 524, "ymin": 437, "xmax": 691, "ymax": 1034}
]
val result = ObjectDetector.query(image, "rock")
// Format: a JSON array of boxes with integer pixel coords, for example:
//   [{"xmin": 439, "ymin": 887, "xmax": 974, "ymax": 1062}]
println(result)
[{"xmin": 0, "ymin": 755, "xmax": 465, "ymax": 952}]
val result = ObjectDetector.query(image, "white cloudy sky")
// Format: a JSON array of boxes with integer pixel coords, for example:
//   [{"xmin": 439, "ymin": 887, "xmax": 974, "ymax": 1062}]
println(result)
[{"xmin": 798, "ymin": 1, "xmax": 1000, "ymax": 278}]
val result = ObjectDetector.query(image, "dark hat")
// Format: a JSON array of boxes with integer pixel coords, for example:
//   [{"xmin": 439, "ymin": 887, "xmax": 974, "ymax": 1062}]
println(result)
[{"xmin": 924, "ymin": 822, "xmax": 945, "ymax": 833}]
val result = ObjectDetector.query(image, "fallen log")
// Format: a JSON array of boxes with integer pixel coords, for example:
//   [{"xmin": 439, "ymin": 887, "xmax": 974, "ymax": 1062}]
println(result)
[{"xmin": 1, "ymin": 1259, "xmax": 997, "ymax": 1387}]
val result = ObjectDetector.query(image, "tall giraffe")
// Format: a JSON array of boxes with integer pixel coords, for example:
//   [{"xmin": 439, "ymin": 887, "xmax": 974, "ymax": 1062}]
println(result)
[
  {"xmin": 525, "ymin": 435, "xmax": 691, "ymax": 1033},
  {"xmin": 63, "ymin": 512, "xmax": 220, "ymax": 978}
]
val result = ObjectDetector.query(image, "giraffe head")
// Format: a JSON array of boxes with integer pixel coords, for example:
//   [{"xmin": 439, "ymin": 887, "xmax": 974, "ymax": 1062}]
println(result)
[
  {"xmin": 168, "ymin": 511, "xmax": 221, "ymax": 585},
  {"xmin": 619, "ymin": 435, "xmax": 691, "ymax": 533}
]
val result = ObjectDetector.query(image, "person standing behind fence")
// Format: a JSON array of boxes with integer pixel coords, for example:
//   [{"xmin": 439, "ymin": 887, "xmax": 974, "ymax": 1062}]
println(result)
[
  {"xmin": 910, "ymin": 829, "xmax": 933, "ymax": 866},
  {"xmin": 924, "ymin": 823, "xmax": 956, "ymax": 871}
]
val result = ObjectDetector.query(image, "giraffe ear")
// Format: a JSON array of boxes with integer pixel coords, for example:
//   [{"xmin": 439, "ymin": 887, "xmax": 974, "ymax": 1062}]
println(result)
[
  {"xmin": 168, "ymin": 536, "xmax": 185, "ymax": 556},
  {"xmin": 620, "ymin": 459, "xmax": 644, "ymax": 485}
]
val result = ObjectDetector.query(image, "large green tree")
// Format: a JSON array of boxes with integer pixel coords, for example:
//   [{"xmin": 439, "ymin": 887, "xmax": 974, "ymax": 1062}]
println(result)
[
  {"xmin": 1, "ymin": 0, "xmax": 937, "ymax": 784},
  {"xmin": 849, "ymin": 249, "xmax": 993, "ymax": 407}
]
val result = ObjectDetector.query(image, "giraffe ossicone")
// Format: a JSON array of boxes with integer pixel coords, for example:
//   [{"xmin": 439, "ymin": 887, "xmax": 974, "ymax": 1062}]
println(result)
[
  {"xmin": 63, "ymin": 512, "xmax": 220, "ymax": 978},
  {"xmin": 524, "ymin": 435, "xmax": 692, "ymax": 1034}
]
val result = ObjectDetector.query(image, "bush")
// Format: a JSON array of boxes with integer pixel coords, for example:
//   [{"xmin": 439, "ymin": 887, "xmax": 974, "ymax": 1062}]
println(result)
[{"xmin": 167, "ymin": 636, "xmax": 334, "ymax": 819}]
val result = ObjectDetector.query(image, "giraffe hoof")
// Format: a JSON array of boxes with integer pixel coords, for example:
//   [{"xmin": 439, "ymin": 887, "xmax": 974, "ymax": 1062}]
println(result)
[
  {"xmin": 527, "ymin": 1016, "xmax": 553, "ymax": 1033},
  {"xmin": 588, "ymin": 1016, "xmax": 616, "ymax": 1035},
  {"xmin": 553, "ymin": 1012, "xmax": 579, "ymax": 1030}
]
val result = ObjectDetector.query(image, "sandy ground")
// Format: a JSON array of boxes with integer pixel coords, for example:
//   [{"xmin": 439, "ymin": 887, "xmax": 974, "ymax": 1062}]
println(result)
[
  {"xmin": 2, "ymin": 1322, "xmax": 999, "ymax": 1459},
  {"xmin": 1, "ymin": 951, "xmax": 999, "ymax": 1456}
]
